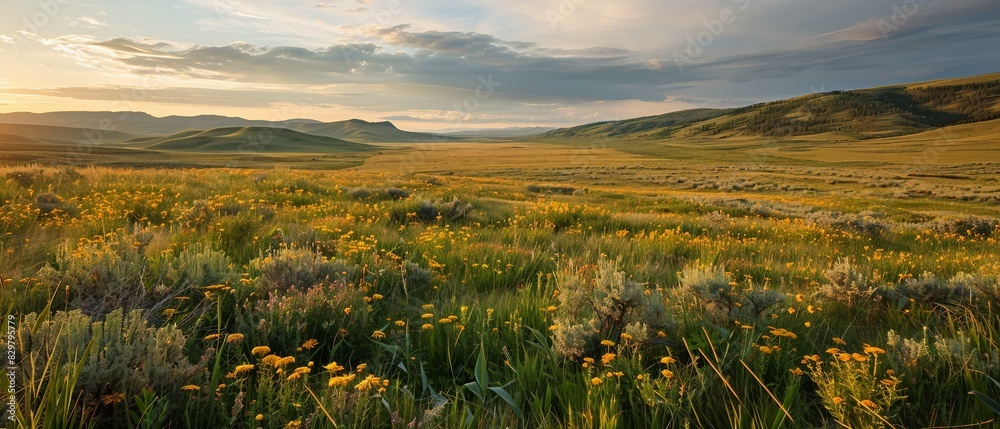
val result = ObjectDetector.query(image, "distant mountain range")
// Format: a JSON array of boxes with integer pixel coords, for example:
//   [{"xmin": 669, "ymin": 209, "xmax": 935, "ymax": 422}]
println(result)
[
  {"xmin": 0, "ymin": 112, "xmax": 459, "ymax": 144},
  {"xmin": 291, "ymin": 119, "xmax": 454, "ymax": 143},
  {"xmin": 0, "ymin": 111, "xmax": 317, "ymax": 136}
]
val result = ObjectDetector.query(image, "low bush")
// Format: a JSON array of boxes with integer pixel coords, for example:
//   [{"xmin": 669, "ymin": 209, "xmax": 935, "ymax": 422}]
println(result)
[{"xmin": 551, "ymin": 259, "xmax": 667, "ymax": 359}]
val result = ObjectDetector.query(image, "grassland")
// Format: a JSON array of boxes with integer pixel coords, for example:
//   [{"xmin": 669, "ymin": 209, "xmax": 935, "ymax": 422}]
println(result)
[
  {"xmin": 3, "ymin": 153, "xmax": 1000, "ymax": 428},
  {"xmin": 4, "ymin": 72, "xmax": 1000, "ymax": 428}
]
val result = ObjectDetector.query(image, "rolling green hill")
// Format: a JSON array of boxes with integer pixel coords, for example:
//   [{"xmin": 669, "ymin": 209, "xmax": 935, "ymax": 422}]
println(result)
[
  {"xmin": 0, "ymin": 123, "xmax": 138, "ymax": 145},
  {"xmin": 544, "ymin": 108, "xmax": 735, "ymax": 139},
  {"xmin": 136, "ymin": 127, "xmax": 376, "ymax": 153},
  {"xmin": 292, "ymin": 119, "xmax": 453, "ymax": 143},
  {"xmin": 546, "ymin": 72, "xmax": 1000, "ymax": 141}
]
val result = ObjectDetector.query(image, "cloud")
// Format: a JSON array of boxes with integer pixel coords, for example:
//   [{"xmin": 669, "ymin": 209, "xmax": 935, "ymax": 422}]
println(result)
[
  {"xmin": 74, "ymin": 16, "xmax": 108, "ymax": 28},
  {"xmin": 9, "ymin": 0, "xmax": 1000, "ymax": 129},
  {"xmin": 40, "ymin": 32, "xmax": 678, "ymax": 101},
  {"xmin": 813, "ymin": 0, "xmax": 1000, "ymax": 43}
]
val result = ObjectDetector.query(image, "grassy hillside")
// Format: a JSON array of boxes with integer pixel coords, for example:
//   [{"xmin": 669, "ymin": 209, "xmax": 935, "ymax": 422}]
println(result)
[
  {"xmin": 293, "ymin": 119, "xmax": 453, "ymax": 143},
  {"xmin": 0, "ymin": 123, "xmax": 138, "ymax": 145},
  {"xmin": 137, "ymin": 127, "xmax": 376, "ymax": 153},
  {"xmin": 547, "ymin": 72, "xmax": 1000, "ymax": 141},
  {"xmin": 545, "ymin": 108, "xmax": 734, "ymax": 139}
]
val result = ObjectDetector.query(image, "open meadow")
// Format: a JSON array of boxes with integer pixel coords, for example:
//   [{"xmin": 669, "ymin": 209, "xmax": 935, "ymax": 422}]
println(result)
[{"xmin": 3, "ymin": 142, "xmax": 1000, "ymax": 428}]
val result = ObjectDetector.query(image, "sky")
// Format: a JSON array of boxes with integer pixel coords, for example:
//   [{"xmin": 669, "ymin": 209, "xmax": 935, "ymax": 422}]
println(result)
[{"xmin": 1, "ymin": 0, "xmax": 999, "ymax": 131}]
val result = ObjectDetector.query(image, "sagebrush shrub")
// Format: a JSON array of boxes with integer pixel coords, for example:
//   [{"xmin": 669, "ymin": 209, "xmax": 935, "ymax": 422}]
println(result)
[
  {"xmin": 890, "ymin": 272, "xmax": 971, "ymax": 305},
  {"xmin": 250, "ymin": 247, "xmax": 356, "ymax": 293},
  {"xmin": 347, "ymin": 187, "xmax": 410, "ymax": 201},
  {"xmin": 819, "ymin": 258, "xmax": 874, "ymax": 308},
  {"xmin": 6, "ymin": 169, "xmax": 38, "ymax": 187},
  {"xmin": 36, "ymin": 226, "xmax": 155, "ymax": 314},
  {"xmin": 807, "ymin": 211, "xmax": 888, "ymax": 236},
  {"xmin": 551, "ymin": 259, "xmax": 666, "ymax": 359},
  {"xmin": 678, "ymin": 265, "xmax": 785, "ymax": 321},
  {"xmin": 18, "ymin": 309, "xmax": 199, "ymax": 403},
  {"xmin": 934, "ymin": 215, "xmax": 998, "ymax": 238},
  {"xmin": 949, "ymin": 272, "xmax": 1000, "ymax": 305},
  {"xmin": 388, "ymin": 197, "xmax": 473, "ymax": 224},
  {"xmin": 242, "ymin": 281, "xmax": 371, "ymax": 360},
  {"xmin": 34, "ymin": 193, "xmax": 70, "ymax": 216}
]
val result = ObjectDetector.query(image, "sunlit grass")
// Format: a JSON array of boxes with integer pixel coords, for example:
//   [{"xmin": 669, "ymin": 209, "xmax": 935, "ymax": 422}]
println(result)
[{"xmin": 3, "ymin": 165, "xmax": 1000, "ymax": 428}]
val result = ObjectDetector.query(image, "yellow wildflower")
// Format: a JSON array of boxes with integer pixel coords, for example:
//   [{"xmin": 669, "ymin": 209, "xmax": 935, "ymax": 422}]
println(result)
[
  {"xmin": 275, "ymin": 356, "xmax": 296, "ymax": 368},
  {"xmin": 863, "ymin": 344, "xmax": 886, "ymax": 355},
  {"xmin": 769, "ymin": 327, "xmax": 797, "ymax": 339},
  {"xmin": 225, "ymin": 333, "xmax": 244, "ymax": 344},
  {"xmin": 233, "ymin": 364, "xmax": 255, "ymax": 376},
  {"xmin": 251, "ymin": 346, "xmax": 271, "ymax": 356},
  {"xmin": 301, "ymin": 339, "xmax": 319, "ymax": 350},
  {"xmin": 328, "ymin": 373, "xmax": 356, "ymax": 387},
  {"xmin": 354, "ymin": 375, "xmax": 382, "ymax": 392}
]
